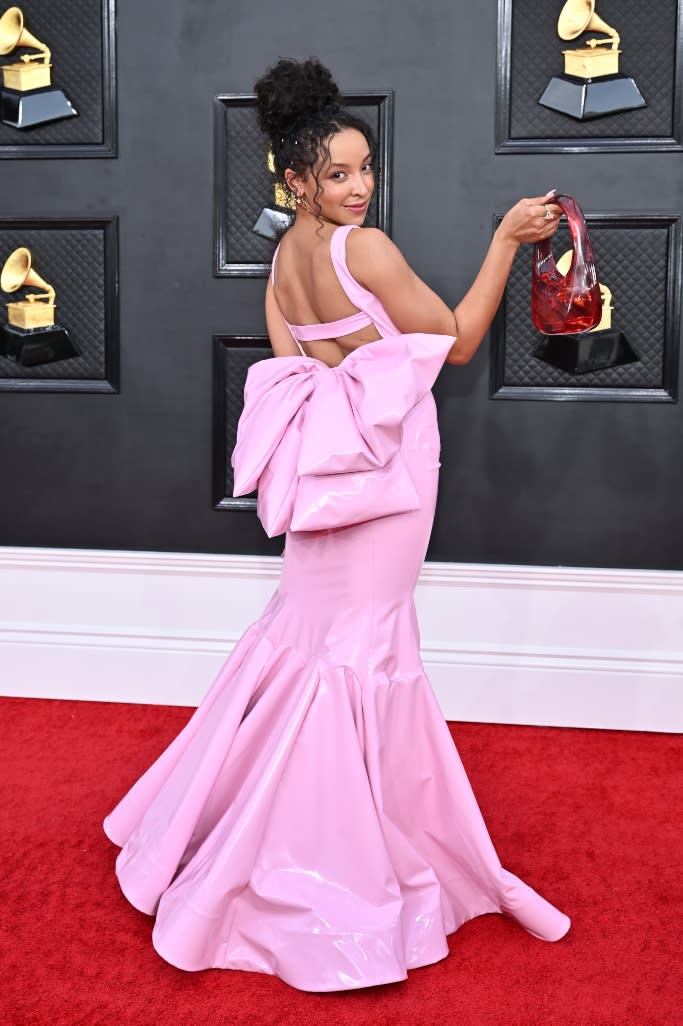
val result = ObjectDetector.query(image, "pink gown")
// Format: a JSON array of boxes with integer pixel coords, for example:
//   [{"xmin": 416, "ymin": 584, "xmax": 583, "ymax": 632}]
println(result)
[{"xmin": 104, "ymin": 225, "xmax": 570, "ymax": 992}]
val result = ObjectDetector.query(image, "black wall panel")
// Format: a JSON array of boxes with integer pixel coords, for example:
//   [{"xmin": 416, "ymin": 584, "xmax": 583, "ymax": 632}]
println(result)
[{"xmin": 1, "ymin": 0, "xmax": 682, "ymax": 569}]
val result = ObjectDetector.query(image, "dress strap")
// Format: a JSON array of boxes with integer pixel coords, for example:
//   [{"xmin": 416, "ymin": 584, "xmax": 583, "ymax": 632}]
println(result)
[
  {"xmin": 329, "ymin": 225, "xmax": 400, "ymax": 340},
  {"xmin": 270, "ymin": 244, "xmax": 280, "ymax": 285},
  {"xmin": 292, "ymin": 311, "xmax": 372, "ymax": 343},
  {"xmin": 329, "ymin": 226, "xmax": 369, "ymax": 305}
]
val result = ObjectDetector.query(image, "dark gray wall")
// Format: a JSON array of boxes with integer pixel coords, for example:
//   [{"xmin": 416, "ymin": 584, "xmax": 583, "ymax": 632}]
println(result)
[{"xmin": 1, "ymin": 0, "xmax": 682, "ymax": 568}]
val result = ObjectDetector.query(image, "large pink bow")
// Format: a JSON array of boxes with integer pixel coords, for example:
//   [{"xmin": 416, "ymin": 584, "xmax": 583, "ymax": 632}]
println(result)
[{"xmin": 232, "ymin": 334, "xmax": 453, "ymax": 536}]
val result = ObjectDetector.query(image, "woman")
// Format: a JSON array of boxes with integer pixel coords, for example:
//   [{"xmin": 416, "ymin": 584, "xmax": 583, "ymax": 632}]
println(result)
[{"xmin": 104, "ymin": 58, "xmax": 569, "ymax": 992}]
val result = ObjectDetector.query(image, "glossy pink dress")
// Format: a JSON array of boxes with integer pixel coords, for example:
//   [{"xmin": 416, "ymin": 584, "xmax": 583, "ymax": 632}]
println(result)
[{"xmin": 104, "ymin": 225, "xmax": 570, "ymax": 991}]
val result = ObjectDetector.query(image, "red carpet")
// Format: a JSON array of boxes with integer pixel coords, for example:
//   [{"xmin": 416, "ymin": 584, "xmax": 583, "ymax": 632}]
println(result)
[{"xmin": 1, "ymin": 696, "xmax": 680, "ymax": 1026}]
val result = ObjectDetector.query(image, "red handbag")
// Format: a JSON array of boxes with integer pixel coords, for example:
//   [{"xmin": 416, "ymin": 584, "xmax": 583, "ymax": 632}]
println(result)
[{"xmin": 531, "ymin": 193, "xmax": 602, "ymax": 335}]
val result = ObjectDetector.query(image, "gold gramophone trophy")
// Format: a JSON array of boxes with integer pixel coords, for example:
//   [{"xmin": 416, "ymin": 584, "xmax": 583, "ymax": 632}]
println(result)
[
  {"xmin": 534, "ymin": 249, "xmax": 638, "ymax": 373},
  {"xmin": 1, "ymin": 247, "xmax": 78, "ymax": 366},
  {"xmin": 538, "ymin": 0, "xmax": 646, "ymax": 119},
  {"xmin": 252, "ymin": 151, "xmax": 295, "ymax": 241},
  {"xmin": 0, "ymin": 6, "xmax": 77, "ymax": 127}
]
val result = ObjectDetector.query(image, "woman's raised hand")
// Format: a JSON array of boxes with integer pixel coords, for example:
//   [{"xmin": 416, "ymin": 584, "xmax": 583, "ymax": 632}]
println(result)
[{"xmin": 497, "ymin": 191, "xmax": 563, "ymax": 247}]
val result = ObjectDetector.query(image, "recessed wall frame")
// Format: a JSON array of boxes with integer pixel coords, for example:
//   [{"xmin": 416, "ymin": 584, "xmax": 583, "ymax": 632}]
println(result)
[
  {"xmin": 213, "ymin": 91, "xmax": 393, "ymax": 277},
  {"xmin": 212, "ymin": 335, "xmax": 272, "ymax": 511},
  {"xmin": 0, "ymin": 217, "xmax": 119, "ymax": 392},
  {"xmin": 0, "ymin": 0, "xmax": 117, "ymax": 158},
  {"xmin": 489, "ymin": 213, "xmax": 681, "ymax": 402},
  {"xmin": 496, "ymin": 0, "xmax": 683, "ymax": 153}
]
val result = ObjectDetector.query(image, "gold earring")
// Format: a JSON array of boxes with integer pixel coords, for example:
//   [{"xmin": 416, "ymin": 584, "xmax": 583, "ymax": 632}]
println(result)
[{"xmin": 299, "ymin": 194, "xmax": 316, "ymax": 215}]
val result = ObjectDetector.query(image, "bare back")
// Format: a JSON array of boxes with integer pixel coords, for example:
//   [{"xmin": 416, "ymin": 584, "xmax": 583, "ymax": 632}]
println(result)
[{"xmin": 271, "ymin": 224, "xmax": 383, "ymax": 366}]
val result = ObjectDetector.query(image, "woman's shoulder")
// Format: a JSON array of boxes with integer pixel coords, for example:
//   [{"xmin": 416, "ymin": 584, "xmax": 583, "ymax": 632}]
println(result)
[
  {"xmin": 345, "ymin": 226, "xmax": 411, "ymax": 288},
  {"xmin": 346, "ymin": 225, "xmax": 394, "ymax": 253}
]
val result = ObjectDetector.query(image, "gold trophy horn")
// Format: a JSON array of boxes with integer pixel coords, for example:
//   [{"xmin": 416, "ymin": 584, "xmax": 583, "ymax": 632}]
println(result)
[
  {"xmin": 0, "ymin": 6, "xmax": 52, "ymax": 92},
  {"xmin": 0, "ymin": 6, "xmax": 51, "ymax": 60},
  {"xmin": 1, "ymin": 247, "xmax": 56, "ymax": 329},
  {"xmin": 558, "ymin": 0, "xmax": 620, "ymax": 49}
]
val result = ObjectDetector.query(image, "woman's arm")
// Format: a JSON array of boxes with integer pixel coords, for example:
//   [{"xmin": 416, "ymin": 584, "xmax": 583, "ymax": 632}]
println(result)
[{"xmin": 347, "ymin": 192, "xmax": 561, "ymax": 366}]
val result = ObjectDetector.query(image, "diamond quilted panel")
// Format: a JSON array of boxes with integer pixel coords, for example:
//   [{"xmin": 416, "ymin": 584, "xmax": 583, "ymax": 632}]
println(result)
[
  {"xmin": 217, "ymin": 96, "xmax": 387, "ymax": 272},
  {"xmin": 505, "ymin": 0, "xmax": 678, "ymax": 140},
  {"xmin": 0, "ymin": 0, "xmax": 111, "ymax": 148},
  {"xmin": 223, "ymin": 103, "xmax": 282, "ymax": 267},
  {"xmin": 216, "ymin": 341, "xmax": 272, "ymax": 503},
  {"xmin": 0, "ymin": 224, "xmax": 112, "ymax": 381},
  {"xmin": 493, "ymin": 218, "xmax": 676, "ymax": 392}
]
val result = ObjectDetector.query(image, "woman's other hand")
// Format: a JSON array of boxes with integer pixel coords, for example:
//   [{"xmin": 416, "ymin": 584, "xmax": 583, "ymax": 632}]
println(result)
[{"xmin": 497, "ymin": 191, "xmax": 562, "ymax": 247}]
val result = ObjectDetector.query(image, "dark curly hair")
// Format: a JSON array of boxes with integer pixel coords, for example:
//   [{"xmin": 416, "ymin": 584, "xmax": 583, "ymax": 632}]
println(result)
[{"xmin": 254, "ymin": 58, "xmax": 377, "ymax": 215}]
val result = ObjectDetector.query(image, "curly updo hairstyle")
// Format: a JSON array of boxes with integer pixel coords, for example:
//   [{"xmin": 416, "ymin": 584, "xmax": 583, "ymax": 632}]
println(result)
[{"xmin": 254, "ymin": 57, "xmax": 377, "ymax": 212}]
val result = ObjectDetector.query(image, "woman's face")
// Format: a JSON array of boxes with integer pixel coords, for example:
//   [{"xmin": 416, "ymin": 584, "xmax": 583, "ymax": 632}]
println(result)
[{"xmin": 297, "ymin": 127, "xmax": 375, "ymax": 226}]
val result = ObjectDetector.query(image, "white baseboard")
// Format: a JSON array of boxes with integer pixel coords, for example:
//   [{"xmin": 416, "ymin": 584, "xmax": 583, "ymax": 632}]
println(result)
[{"xmin": 1, "ymin": 547, "xmax": 682, "ymax": 732}]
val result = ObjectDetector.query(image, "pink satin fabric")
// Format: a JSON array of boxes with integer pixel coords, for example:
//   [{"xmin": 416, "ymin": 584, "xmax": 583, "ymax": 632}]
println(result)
[{"xmin": 104, "ymin": 228, "xmax": 569, "ymax": 991}]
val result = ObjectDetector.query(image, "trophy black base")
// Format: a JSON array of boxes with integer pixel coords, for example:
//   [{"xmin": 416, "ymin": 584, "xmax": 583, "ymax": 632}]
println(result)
[
  {"xmin": 1, "ymin": 323, "xmax": 80, "ymax": 367},
  {"xmin": 0, "ymin": 86, "xmax": 78, "ymax": 128},
  {"xmin": 533, "ymin": 329, "xmax": 639, "ymax": 375},
  {"xmin": 252, "ymin": 206, "xmax": 293, "ymax": 241},
  {"xmin": 538, "ymin": 73, "xmax": 646, "ymax": 120}
]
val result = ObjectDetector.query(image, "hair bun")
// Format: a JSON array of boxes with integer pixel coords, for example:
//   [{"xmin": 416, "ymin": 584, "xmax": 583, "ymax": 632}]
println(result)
[{"xmin": 254, "ymin": 58, "xmax": 342, "ymax": 141}]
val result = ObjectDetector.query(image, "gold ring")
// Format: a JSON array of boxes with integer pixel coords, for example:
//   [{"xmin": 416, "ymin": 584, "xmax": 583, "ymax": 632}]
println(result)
[{"xmin": 544, "ymin": 205, "xmax": 553, "ymax": 221}]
